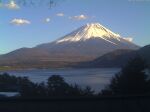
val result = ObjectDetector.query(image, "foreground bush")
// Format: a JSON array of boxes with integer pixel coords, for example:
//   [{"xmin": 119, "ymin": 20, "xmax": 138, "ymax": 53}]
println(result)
[
  {"xmin": 101, "ymin": 56, "xmax": 150, "ymax": 96},
  {"xmin": 0, "ymin": 74, "xmax": 94, "ymax": 98}
]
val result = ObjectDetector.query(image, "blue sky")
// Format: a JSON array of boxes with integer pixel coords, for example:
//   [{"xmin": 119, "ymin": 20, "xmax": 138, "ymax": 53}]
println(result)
[{"xmin": 0, "ymin": 0, "xmax": 150, "ymax": 54}]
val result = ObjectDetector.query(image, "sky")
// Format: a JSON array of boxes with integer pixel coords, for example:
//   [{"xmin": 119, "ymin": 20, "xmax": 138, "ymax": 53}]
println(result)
[{"xmin": 0, "ymin": 0, "xmax": 150, "ymax": 54}]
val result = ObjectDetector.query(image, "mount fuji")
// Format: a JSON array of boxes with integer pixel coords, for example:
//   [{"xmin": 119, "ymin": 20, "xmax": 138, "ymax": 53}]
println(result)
[{"xmin": 0, "ymin": 23, "xmax": 139, "ymax": 68}]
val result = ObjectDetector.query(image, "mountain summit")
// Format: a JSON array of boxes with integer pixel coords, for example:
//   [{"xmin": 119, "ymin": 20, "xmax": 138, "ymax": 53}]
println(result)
[
  {"xmin": 36, "ymin": 23, "xmax": 139, "ymax": 58},
  {"xmin": 0, "ymin": 23, "xmax": 139, "ymax": 68},
  {"xmin": 56, "ymin": 23, "xmax": 133, "ymax": 45},
  {"xmin": 56, "ymin": 23, "xmax": 121, "ymax": 44}
]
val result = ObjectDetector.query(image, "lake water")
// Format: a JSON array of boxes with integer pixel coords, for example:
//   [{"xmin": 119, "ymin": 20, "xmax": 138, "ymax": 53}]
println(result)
[{"xmin": 1, "ymin": 68, "xmax": 120, "ymax": 92}]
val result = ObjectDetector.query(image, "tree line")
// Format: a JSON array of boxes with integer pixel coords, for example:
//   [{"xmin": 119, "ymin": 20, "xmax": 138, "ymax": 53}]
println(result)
[
  {"xmin": 0, "ymin": 56, "xmax": 150, "ymax": 98},
  {"xmin": 0, "ymin": 73, "xmax": 94, "ymax": 98}
]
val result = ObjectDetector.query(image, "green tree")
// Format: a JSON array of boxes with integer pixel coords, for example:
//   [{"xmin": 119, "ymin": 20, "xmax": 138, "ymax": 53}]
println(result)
[
  {"xmin": 0, "ymin": 73, "xmax": 95, "ymax": 98},
  {"xmin": 101, "ymin": 56, "xmax": 149, "ymax": 95},
  {"xmin": 47, "ymin": 75, "xmax": 95, "ymax": 97},
  {"xmin": 47, "ymin": 75, "xmax": 71, "ymax": 96}
]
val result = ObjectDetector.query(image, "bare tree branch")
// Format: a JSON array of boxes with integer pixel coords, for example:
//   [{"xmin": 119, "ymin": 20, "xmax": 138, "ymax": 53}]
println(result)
[{"xmin": 0, "ymin": 0, "xmax": 64, "ymax": 8}]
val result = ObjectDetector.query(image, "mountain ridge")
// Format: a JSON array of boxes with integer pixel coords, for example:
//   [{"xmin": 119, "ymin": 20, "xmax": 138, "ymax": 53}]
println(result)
[
  {"xmin": 77, "ymin": 45, "xmax": 150, "ymax": 68},
  {"xmin": 0, "ymin": 23, "xmax": 140, "ymax": 68}
]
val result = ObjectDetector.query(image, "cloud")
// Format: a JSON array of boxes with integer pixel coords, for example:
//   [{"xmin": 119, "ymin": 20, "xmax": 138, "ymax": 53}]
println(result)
[
  {"xmin": 45, "ymin": 18, "xmax": 50, "ymax": 23},
  {"xmin": 10, "ymin": 19, "xmax": 30, "ymax": 25},
  {"xmin": 123, "ymin": 37, "xmax": 133, "ymax": 42},
  {"xmin": 70, "ymin": 15, "xmax": 88, "ymax": 21},
  {"xmin": 56, "ymin": 13, "xmax": 64, "ymax": 17},
  {"xmin": 5, "ymin": 0, "xmax": 20, "ymax": 10}
]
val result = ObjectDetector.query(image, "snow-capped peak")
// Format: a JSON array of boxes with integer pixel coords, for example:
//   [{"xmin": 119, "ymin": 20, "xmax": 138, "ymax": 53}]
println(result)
[{"xmin": 56, "ymin": 23, "xmax": 122, "ymax": 44}]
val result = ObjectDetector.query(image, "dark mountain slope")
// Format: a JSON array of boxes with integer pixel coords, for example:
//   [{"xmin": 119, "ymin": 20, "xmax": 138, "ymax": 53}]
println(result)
[{"xmin": 77, "ymin": 45, "xmax": 150, "ymax": 68}]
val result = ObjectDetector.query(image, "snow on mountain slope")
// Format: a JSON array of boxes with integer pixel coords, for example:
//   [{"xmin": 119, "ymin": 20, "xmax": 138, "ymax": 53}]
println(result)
[
  {"xmin": 35, "ymin": 22, "xmax": 139, "ymax": 57},
  {"xmin": 0, "ymin": 23, "xmax": 140, "ymax": 68},
  {"xmin": 56, "ymin": 23, "xmax": 131, "ymax": 45}
]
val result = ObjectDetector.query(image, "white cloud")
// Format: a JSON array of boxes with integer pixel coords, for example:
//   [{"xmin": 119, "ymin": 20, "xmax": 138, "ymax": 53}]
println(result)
[
  {"xmin": 5, "ymin": 0, "xmax": 20, "ymax": 10},
  {"xmin": 45, "ymin": 18, "xmax": 50, "ymax": 23},
  {"xmin": 123, "ymin": 37, "xmax": 133, "ymax": 42},
  {"xmin": 10, "ymin": 19, "xmax": 30, "ymax": 25},
  {"xmin": 70, "ymin": 15, "xmax": 88, "ymax": 21},
  {"xmin": 56, "ymin": 13, "xmax": 64, "ymax": 17}
]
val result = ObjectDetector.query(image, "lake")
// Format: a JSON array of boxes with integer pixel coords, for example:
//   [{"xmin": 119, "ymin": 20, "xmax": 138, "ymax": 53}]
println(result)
[{"xmin": 0, "ymin": 68, "xmax": 120, "ymax": 92}]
